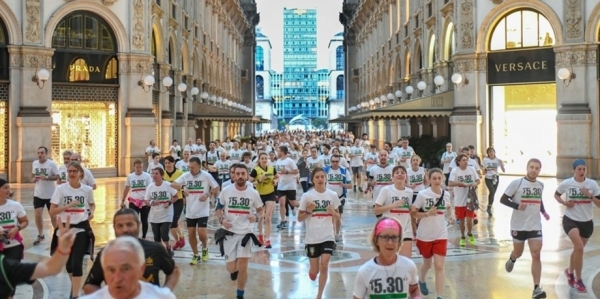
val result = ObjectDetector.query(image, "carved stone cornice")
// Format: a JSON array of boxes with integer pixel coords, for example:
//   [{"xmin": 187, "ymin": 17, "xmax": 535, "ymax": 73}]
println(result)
[
  {"xmin": 117, "ymin": 53, "xmax": 154, "ymax": 74},
  {"xmin": 7, "ymin": 46, "xmax": 53, "ymax": 68},
  {"xmin": 102, "ymin": 0, "xmax": 117, "ymax": 5},
  {"xmin": 426, "ymin": 16, "xmax": 436, "ymax": 30},
  {"xmin": 554, "ymin": 45, "xmax": 597, "ymax": 67},
  {"xmin": 440, "ymin": 1, "xmax": 454, "ymax": 18},
  {"xmin": 151, "ymin": 2, "xmax": 164, "ymax": 17},
  {"xmin": 413, "ymin": 27, "xmax": 423, "ymax": 39}
]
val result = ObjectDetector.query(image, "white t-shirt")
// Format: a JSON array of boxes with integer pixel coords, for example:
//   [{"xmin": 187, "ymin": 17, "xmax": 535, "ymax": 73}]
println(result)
[
  {"xmin": 364, "ymin": 152, "xmax": 378, "ymax": 171},
  {"xmin": 449, "ymin": 167, "xmax": 479, "ymax": 207},
  {"xmin": 50, "ymin": 183, "xmax": 94, "ymax": 224},
  {"xmin": 387, "ymin": 152, "xmax": 400, "ymax": 167},
  {"xmin": 222, "ymin": 142, "xmax": 233, "ymax": 151},
  {"xmin": 145, "ymin": 146, "xmax": 160, "ymax": 164},
  {"xmin": 169, "ymin": 145, "xmax": 181, "ymax": 160},
  {"xmin": 353, "ymin": 255, "xmax": 419, "ymax": 299},
  {"xmin": 147, "ymin": 162, "xmax": 164, "ymax": 174},
  {"xmin": 206, "ymin": 151, "xmax": 219, "ymax": 165},
  {"xmin": 32, "ymin": 159, "xmax": 59, "ymax": 199},
  {"xmin": 125, "ymin": 172, "xmax": 153, "ymax": 201},
  {"xmin": 175, "ymin": 160, "xmax": 190, "ymax": 172},
  {"xmin": 275, "ymin": 157, "xmax": 299, "ymax": 191},
  {"xmin": 82, "ymin": 167, "xmax": 96, "ymax": 188},
  {"xmin": 79, "ymin": 281, "xmax": 175, "ymax": 299},
  {"xmin": 145, "ymin": 181, "xmax": 177, "ymax": 223},
  {"xmin": 407, "ymin": 166, "xmax": 426, "ymax": 193},
  {"xmin": 215, "ymin": 160, "xmax": 232, "ymax": 179},
  {"xmin": 440, "ymin": 151, "xmax": 457, "ymax": 174},
  {"xmin": 483, "ymin": 157, "xmax": 503, "ymax": 179},
  {"xmin": 375, "ymin": 185, "xmax": 414, "ymax": 237},
  {"xmin": 412, "ymin": 188, "xmax": 451, "ymax": 241},
  {"xmin": 228, "ymin": 149, "xmax": 244, "ymax": 163},
  {"xmin": 184, "ymin": 144, "xmax": 196, "ymax": 154},
  {"xmin": 325, "ymin": 167, "xmax": 350, "ymax": 197},
  {"xmin": 289, "ymin": 150, "xmax": 300, "ymax": 162},
  {"xmin": 174, "ymin": 171, "xmax": 219, "ymax": 219},
  {"xmin": 306, "ymin": 156, "xmax": 325, "ymax": 172},
  {"xmin": 395, "ymin": 147, "xmax": 414, "ymax": 168},
  {"xmin": 320, "ymin": 154, "xmax": 332, "ymax": 168},
  {"xmin": 369, "ymin": 165, "xmax": 395, "ymax": 203},
  {"xmin": 0, "ymin": 200, "xmax": 26, "ymax": 248},
  {"xmin": 556, "ymin": 177, "xmax": 600, "ymax": 222},
  {"xmin": 503, "ymin": 178, "xmax": 545, "ymax": 231},
  {"xmin": 58, "ymin": 164, "xmax": 69, "ymax": 183},
  {"xmin": 349, "ymin": 146, "xmax": 364, "ymax": 167},
  {"xmin": 218, "ymin": 184, "xmax": 263, "ymax": 234},
  {"xmin": 299, "ymin": 188, "xmax": 340, "ymax": 244}
]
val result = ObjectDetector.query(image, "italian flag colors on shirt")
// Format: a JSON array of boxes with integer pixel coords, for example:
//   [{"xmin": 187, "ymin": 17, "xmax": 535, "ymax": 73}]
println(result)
[
  {"xmin": 66, "ymin": 203, "xmax": 86, "ymax": 213},
  {"xmin": 228, "ymin": 204, "xmax": 250, "ymax": 215},
  {"xmin": 0, "ymin": 218, "xmax": 15, "ymax": 230}
]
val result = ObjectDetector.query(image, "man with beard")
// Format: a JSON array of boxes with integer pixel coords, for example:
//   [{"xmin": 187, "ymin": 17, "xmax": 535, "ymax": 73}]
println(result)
[
  {"xmin": 215, "ymin": 164, "xmax": 264, "ymax": 299},
  {"xmin": 82, "ymin": 209, "xmax": 180, "ymax": 295}
]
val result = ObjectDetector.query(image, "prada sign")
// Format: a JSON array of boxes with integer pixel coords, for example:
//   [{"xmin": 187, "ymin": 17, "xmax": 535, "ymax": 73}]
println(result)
[{"xmin": 487, "ymin": 48, "xmax": 555, "ymax": 85}]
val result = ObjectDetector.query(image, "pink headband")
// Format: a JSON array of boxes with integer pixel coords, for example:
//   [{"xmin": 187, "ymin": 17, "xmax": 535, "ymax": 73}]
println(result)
[{"xmin": 375, "ymin": 218, "xmax": 402, "ymax": 236}]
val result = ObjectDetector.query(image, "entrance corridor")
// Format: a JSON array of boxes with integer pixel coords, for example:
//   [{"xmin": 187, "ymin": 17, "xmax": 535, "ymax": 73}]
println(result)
[{"xmin": 8, "ymin": 177, "xmax": 600, "ymax": 299}]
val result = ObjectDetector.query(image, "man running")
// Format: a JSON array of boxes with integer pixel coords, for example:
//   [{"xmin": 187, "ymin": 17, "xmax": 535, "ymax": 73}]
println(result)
[{"xmin": 32, "ymin": 146, "xmax": 59, "ymax": 245}]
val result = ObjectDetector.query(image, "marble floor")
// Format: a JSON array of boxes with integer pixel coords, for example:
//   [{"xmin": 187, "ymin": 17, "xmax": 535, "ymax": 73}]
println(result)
[{"xmin": 7, "ymin": 176, "xmax": 600, "ymax": 299}]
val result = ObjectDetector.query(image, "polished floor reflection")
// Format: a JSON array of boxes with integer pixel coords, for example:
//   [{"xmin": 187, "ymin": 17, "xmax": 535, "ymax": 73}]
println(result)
[{"xmin": 8, "ymin": 176, "xmax": 600, "ymax": 299}]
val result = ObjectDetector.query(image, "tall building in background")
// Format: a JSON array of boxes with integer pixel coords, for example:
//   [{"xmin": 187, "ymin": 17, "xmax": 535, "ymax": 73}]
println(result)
[
  {"xmin": 327, "ymin": 32, "xmax": 345, "ymax": 127},
  {"xmin": 275, "ymin": 8, "xmax": 327, "ymax": 126},
  {"xmin": 255, "ymin": 29, "xmax": 278, "ymax": 131}
]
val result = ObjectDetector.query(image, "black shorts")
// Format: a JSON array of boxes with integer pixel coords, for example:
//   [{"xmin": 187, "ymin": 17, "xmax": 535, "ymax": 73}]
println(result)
[
  {"xmin": 171, "ymin": 199, "xmax": 184, "ymax": 228},
  {"xmin": 277, "ymin": 190, "xmax": 297, "ymax": 201},
  {"xmin": 260, "ymin": 192, "xmax": 276, "ymax": 204},
  {"xmin": 186, "ymin": 216, "xmax": 209, "ymax": 228},
  {"xmin": 305, "ymin": 241, "xmax": 336, "ymax": 258},
  {"xmin": 209, "ymin": 171, "xmax": 218, "ymax": 182},
  {"xmin": 339, "ymin": 198, "xmax": 346, "ymax": 214},
  {"xmin": 352, "ymin": 166, "xmax": 363, "ymax": 174},
  {"xmin": 0, "ymin": 244, "xmax": 23, "ymax": 260},
  {"xmin": 33, "ymin": 196, "xmax": 51, "ymax": 209},
  {"xmin": 511, "ymin": 230, "xmax": 543, "ymax": 242},
  {"xmin": 563, "ymin": 215, "xmax": 594, "ymax": 239}
]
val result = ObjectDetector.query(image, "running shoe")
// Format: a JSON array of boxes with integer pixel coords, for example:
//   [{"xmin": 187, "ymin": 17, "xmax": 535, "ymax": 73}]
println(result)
[
  {"xmin": 276, "ymin": 221, "xmax": 284, "ymax": 229},
  {"xmin": 505, "ymin": 257, "xmax": 515, "ymax": 273},
  {"xmin": 353, "ymin": 185, "xmax": 357, "ymax": 192},
  {"xmin": 358, "ymin": 186, "xmax": 363, "ymax": 193},
  {"xmin": 419, "ymin": 281, "xmax": 429, "ymax": 295},
  {"xmin": 468, "ymin": 234, "xmax": 476, "ymax": 245},
  {"xmin": 202, "ymin": 248, "xmax": 209, "ymax": 261},
  {"xmin": 459, "ymin": 238, "xmax": 466, "ymax": 246},
  {"xmin": 280, "ymin": 221, "xmax": 288, "ymax": 229},
  {"xmin": 33, "ymin": 235, "xmax": 44, "ymax": 246},
  {"xmin": 335, "ymin": 234, "xmax": 341, "ymax": 243},
  {"xmin": 190, "ymin": 254, "xmax": 200, "ymax": 265},
  {"xmin": 487, "ymin": 206, "xmax": 493, "ymax": 217},
  {"xmin": 575, "ymin": 280, "xmax": 587, "ymax": 293},
  {"xmin": 230, "ymin": 271, "xmax": 239, "ymax": 281},
  {"xmin": 264, "ymin": 240, "xmax": 272, "ymax": 249},
  {"xmin": 532, "ymin": 286, "xmax": 547, "ymax": 298},
  {"xmin": 564, "ymin": 268, "xmax": 576, "ymax": 288}
]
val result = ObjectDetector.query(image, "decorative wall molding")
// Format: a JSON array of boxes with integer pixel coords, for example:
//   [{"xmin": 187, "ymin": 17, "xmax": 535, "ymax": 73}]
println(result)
[
  {"xmin": 25, "ymin": 0, "xmax": 41, "ymax": 43},
  {"xmin": 449, "ymin": 115, "xmax": 482, "ymax": 124},
  {"xmin": 556, "ymin": 114, "xmax": 592, "ymax": 123},
  {"xmin": 102, "ymin": 0, "xmax": 118, "ymax": 5},
  {"xmin": 564, "ymin": 0, "xmax": 583, "ymax": 40},
  {"xmin": 7, "ymin": 46, "xmax": 53, "ymax": 68},
  {"xmin": 459, "ymin": 0, "xmax": 474, "ymax": 48},
  {"xmin": 117, "ymin": 54, "xmax": 154, "ymax": 74},
  {"xmin": 132, "ymin": 0, "xmax": 145, "ymax": 50},
  {"xmin": 554, "ymin": 45, "xmax": 597, "ymax": 66}
]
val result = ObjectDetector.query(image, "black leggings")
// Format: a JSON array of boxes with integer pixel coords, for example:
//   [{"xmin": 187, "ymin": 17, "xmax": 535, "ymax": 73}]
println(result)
[
  {"xmin": 66, "ymin": 226, "xmax": 90, "ymax": 277},
  {"xmin": 129, "ymin": 203, "xmax": 150, "ymax": 238},
  {"xmin": 301, "ymin": 180, "xmax": 309, "ymax": 193},
  {"xmin": 2, "ymin": 244, "xmax": 23, "ymax": 296},
  {"xmin": 171, "ymin": 199, "xmax": 184, "ymax": 228},
  {"xmin": 485, "ymin": 177, "xmax": 499, "ymax": 207},
  {"xmin": 152, "ymin": 222, "xmax": 171, "ymax": 243}
]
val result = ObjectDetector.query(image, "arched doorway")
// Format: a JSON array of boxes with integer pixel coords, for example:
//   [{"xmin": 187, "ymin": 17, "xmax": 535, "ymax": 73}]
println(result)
[
  {"xmin": 50, "ymin": 11, "xmax": 118, "ymax": 169},
  {"xmin": 0, "ymin": 17, "xmax": 8, "ymax": 175},
  {"xmin": 488, "ymin": 9, "xmax": 556, "ymax": 175}
]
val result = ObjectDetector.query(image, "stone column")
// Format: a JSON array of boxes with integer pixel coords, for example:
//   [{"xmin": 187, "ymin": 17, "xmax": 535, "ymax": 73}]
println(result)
[
  {"xmin": 241, "ymin": 123, "xmax": 246, "ymax": 137},
  {"xmin": 389, "ymin": 118, "xmax": 399, "ymax": 141},
  {"xmin": 219, "ymin": 122, "xmax": 226, "ymax": 140},
  {"xmin": 399, "ymin": 118, "xmax": 411, "ymax": 137},
  {"xmin": 431, "ymin": 117, "xmax": 438, "ymax": 138},
  {"xmin": 378, "ymin": 118, "xmax": 386, "ymax": 148},
  {"xmin": 368, "ymin": 118, "xmax": 376, "ymax": 144},
  {"xmin": 9, "ymin": 46, "xmax": 54, "ymax": 182},
  {"xmin": 211, "ymin": 121, "xmax": 219, "ymax": 141},
  {"xmin": 159, "ymin": 63, "xmax": 171, "ymax": 155},
  {"xmin": 416, "ymin": 117, "xmax": 424, "ymax": 137}
]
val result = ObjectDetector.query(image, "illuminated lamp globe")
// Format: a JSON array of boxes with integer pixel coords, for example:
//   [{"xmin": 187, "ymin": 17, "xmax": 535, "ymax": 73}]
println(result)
[
  {"xmin": 369, "ymin": 99, "xmax": 375, "ymax": 106},
  {"xmin": 223, "ymin": 98, "xmax": 229, "ymax": 105},
  {"xmin": 386, "ymin": 93, "xmax": 394, "ymax": 100},
  {"xmin": 434, "ymin": 75, "xmax": 445, "ymax": 86},
  {"xmin": 379, "ymin": 95, "xmax": 386, "ymax": 102},
  {"xmin": 356, "ymin": 104, "xmax": 361, "ymax": 109},
  {"xmin": 557, "ymin": 68, "xmax": 571, "ymax": 80},
  {"xmin": 395, "ymin": 90, "xmax": 402, "ymax": 98},
  {"xmin": 209, "ymin": 95, "xmax": 217, "ymax": 102},
  {"xmin": 405, "ymin": 86, "xmax": 414, "ymax": 95},
  {"xmin": 162, "ymin": 76, "xmax": 173, "ymax": 88},
  {"xmin": 200, "ymin": 92, "xmax": 209, "ymax": 100},
  {"xmin": 417, "ymin": 81, "xmax": 427, "ymax": 91},
  {"xmin": 37, "ymin": 68, "xmax": 50, "ymax": 81},
  {"xmin": 191, "ymin": 87, "xmax": 200, "ymax": 96},
  {"xmin": 177, "ymin": 83, "xmax": 187, "ymax": 92},
  {"xmin": 451, "ymin": 73, "xmax": 463, "ymax": 84},
  {"xmin": 228, "ymin": 101, "xmax": 233, "ymax": 106},
  {"xmin": 217, "ymin": 97, "xmax": 223, "ymax": 103},
  {"xmin": 374, "ymin": 98, "xmax": 381, "ymax": 104}
]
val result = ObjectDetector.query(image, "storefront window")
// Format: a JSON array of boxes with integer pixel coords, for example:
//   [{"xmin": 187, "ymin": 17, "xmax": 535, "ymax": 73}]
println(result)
[
  {"xmin": 0, "ymin": 18, "xmax": 8, "ymax": 174},
  {"xmin": 490, "ymin": 9, "xmax": 555, "ymax": 51}
]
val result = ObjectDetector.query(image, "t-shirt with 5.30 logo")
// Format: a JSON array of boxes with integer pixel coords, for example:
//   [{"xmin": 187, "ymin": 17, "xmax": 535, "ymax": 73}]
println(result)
[
  {"xmin": 125, "ymin": 172, "xmax": 152, "ymax": 201},
  {"xmin": 449, "ymin": 167, "xmax": 479, "ymax": 207},
  {"xmin": 353, "ymin": 255, "xmax": 419, "ymax": 299},
  {"xmin": 299, "ymin": 188, "xmax": 340, "ymax": 244},
  {"xmin": 368, "ymin": 165, "xmax": 395, "ymax": 204},
  {"xmin": 218, "ymin": 184, "xmax": 263, "ymax": 235},
  {"xmin": 32, "ymin": 159, "xmax": 59, "ymax": 199},
  {"xmin": 556, "ymin": 177, "xmax": 600, "ymax": 222},
  {"xmin": 412, "ymin": 188, "xmax": 451, "ymax": 241},
  {"xmin": 503, "ymin": 178, "xmax": 545, "ymax": 231},
  {"xmin": 0, "ymin": 200, "xmax": 26, "ymax": 248},
  {"xmin": 145, "ymin": 182, "xmax": 177, "ymax": 223},
  {"xmin": 50, "ymin": 183, "xmax": 94, "ymax": 224},
  {"xmin": 174, "ymin": 171, "xmax": 219, "ymax": 219}
]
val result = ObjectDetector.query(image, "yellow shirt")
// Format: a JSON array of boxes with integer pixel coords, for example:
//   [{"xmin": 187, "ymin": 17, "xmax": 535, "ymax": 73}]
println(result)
[
  {"xmin": 163, "ymin": 169, "xmax": 184, "ymax": 199},
  {"xmin": 254, "ymin": 165, "xmax": 276, "ymax": 195}
]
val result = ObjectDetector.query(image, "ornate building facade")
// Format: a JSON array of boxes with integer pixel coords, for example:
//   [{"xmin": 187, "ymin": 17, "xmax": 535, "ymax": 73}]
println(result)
[
  {"xmin": 339, "ymin": 0, "xmax": 600, "ymax": 178},
  {"xmin": 0, "ymin": 0, "xmax": 259, "ymax": 182}
]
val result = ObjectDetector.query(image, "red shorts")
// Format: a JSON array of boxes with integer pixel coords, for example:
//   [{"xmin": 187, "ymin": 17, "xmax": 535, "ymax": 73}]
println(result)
[
  {"xmin": 455, "ymin": 206, "xmax": 475, "ymax": 219},
  {"xmin": 416, "ymin": 239, "xmax": 447, "ymax": 258}
]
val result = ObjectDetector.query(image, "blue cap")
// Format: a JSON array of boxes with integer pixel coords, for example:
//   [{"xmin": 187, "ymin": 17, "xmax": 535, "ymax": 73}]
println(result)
[{"xmin": 572, "ymin": 159, "xmax": 586, "ymax": 169}]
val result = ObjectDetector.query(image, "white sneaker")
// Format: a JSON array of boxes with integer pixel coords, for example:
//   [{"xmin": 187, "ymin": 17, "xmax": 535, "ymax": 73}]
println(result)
[{"xmin": 532, "ymin": 286, "xmax": 546, "ymax": 299}]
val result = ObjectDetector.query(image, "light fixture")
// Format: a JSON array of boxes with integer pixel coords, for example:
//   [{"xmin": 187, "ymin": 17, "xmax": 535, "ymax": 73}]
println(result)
[
  {"xmin": 356, "ymin": 104, "xmax": 361, "ymax": 110},
  {"xmin": 434, "ymin": 75, "xmax": 445, "ymax": 91},
  {"xmin": 200, "ymin": 92, "xmax": 209, "ymax": 100},
  {"xmin": 405, "ymin": 86, "xmax": 414, "ymax": 100},
  {"xmin": 227, "ymin": 101, "xmax": 233, "ymax": 107},
  {"xmin": 395, "ymin": 90, "xmax": 402, "ymax": 98},
  {"xmin": 210, "ymin": 95, "xmax": 217, "ymax": 102},
  {"xmin": 417, "ymin": 81, "xmax": 426, "ymax": 91},
  {"xmin": 557, "ymin": 67, "xmax": 576, "ymax": 87},
  {"xmin": 177, "ymin": 83, "xmax": 187, "ymax": 93},
  {"xmin": 451, "ymin": 73, "xmax": 469, "ymax": 90},
  {"xmin": 386, "ymin": 93, "xmax": 394, "ymax": 102},
  {"xmin": 374, "ymin": 97, "xmax": 381, "ymax": 104},
  {"xmin": 137, "ymin": 74, "xmax": 154, "ymax": 92},
  {"xmin": 191, "ymin": 87, "xmax": 199, "ymax": 96},
  {"xmin": 217, "ymin": 97, "xmax": 223, "ymax": 104},
  {"xmin": 223, "ymin": 98, "xmax": 229, "ymax": 105},
  {"xmin": 31, "ymin": 58, "xmax": 50, "ymax": 89}
]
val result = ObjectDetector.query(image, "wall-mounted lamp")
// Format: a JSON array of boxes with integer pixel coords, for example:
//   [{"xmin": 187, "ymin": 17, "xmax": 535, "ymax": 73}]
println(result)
[
  {"xmin": 395, "ymin": 90, "xmax": 403, "ymax": 102},
  {"xmin": 379, "ymin": 95, "xmax": 387, "ymax": 105},
  {"xmin": 405, "ymin": 86, "xmax": 414, "ymax": 100},
  {"xmin": 451, "ymin": 73, "xmax": 469, "ymax": 90},
  {"xmin": 557, "ymin": 67, "xmax": 576, "ymax": 87},
  {"xmin": 31, "ymin": 57, "xmax": 50, "ymax": 89},
  {"xmin": 417, "ymin": 81, "xmax": 427, "ymax": 96},
  {"xmin": 434, "ymin": 75, "xmax": 445, "ymax": 91},
  {"xmin": 386, "ymin": 93, "xmax": 395, "ymax": 104}
]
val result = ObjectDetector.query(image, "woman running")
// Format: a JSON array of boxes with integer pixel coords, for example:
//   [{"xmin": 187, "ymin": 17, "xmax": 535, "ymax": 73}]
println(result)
[
  {"xmin": 501, "ymin": 158, "xmax": 550, "ymax": 299},
  {"xmin": 298, "ymin": 167, "xmax": 341, "ymax": 299},
  {"xmin": 407, "ymin": 155, "xmax": 427, "ymax": 236},
  {"xmin": 163, "ymin": 156, "xmax": 186, "ymax": 250},
  {"xmin": 50, "ymin": 162, "xmax": 95, "ymax": 299},
  {"xmin": 554, "ymin": 159, "xmax": 600, "ymax": 293},
  {"xmin": 374, "ymin": 166, "xmax": 414, "ymax": 258},
  {"xmin": 353, "ymin": 217, "xmax": 420, "ymax": 299},
  {"xmin": 411, "ymin": 168, "xmax": 454, "ymax": 299},
  {"xmin": 120, "ymin": 159, "xmax": 152, "ymax": 239},
  {"xmin": 249, "ymin": 153, "xmax": 278, "ymax": 248},
  {"xmin": 482, "ymin": 147, "xmax": 505, "ymax": 217},
  {"xmin": 146, "ymin": 168, "xmax": 178, "ymax": 256}
]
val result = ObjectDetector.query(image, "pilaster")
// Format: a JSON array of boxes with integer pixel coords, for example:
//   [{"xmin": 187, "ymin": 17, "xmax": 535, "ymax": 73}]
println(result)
[{"xmin": 378, "ymin": 118, "xmax": 386, "ymax": 148}]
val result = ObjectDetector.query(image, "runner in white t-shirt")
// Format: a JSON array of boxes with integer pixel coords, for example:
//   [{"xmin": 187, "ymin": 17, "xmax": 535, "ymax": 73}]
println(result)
[
  {"xmin": 448, "ymin": 153, "xmax": 480, "ymax": 246},
  {"xmin": 349, "ymin": 139, "xmax": 365, "ymax": 193},
  {"xmin": 374, "ymin": 165, "xmax": 414, "ymax": 258},
  {"xmin": 367, "ymin": 150, "xmax": 395, "ymax": 211},
  {"xmin": 410, "ymin": 168, "xmax": 454, "ymax": 299},
  {"xmin": 298, "ymin": 168, "xmax": 340, "ymax": 299},
  {"xmin": 440, "ymin": 143, "xmax": 456, "ymax": 186},
  {"xmin": 325, "ymin": 155, "xmax": 352, "ymax": 242},
  {"xmin": 169, "ymin": 140, "xmax": 181, "ymax": 161},
  {"xmin": 57, "ymin": 150, "xmax": 74, "ymax": 185},
  {"xmin": 275, "ymin": 146, "xmax": 300, "ymax": 229},
  {"xmin": 500, "ymin": 158, "xmax": 550, "ymax": 299},
  {"xmin": 32, "ymin": 146, "xmax": 60, "ymax": 245},
  {"xmin": 353, "ymin": 217, "xmax": 420, "ymax": 299},
  {"xmin": 554, "ymin": 159, "xmax": 600, "ymax": 293},
  {"xmin": 145, "ymin": 140, "xmax": 160, "ymax": 165},
  {"xmin": 482, "ymin": 147, "xmax": 505, "ymax": 217},
  {"xmin": 228, "ymin": 142, "xmax": 245, "ymax": 164},
  {"xmin": 120, "ymin": 159, "xmax": 153, "ymax": 239},
  {"xmin": 146, "ymin": 168, "xmax": 178, "ymax": 256},
  {"xmin": 176, "ymin": 151, "xmax": 191, "ymax": 172}
]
